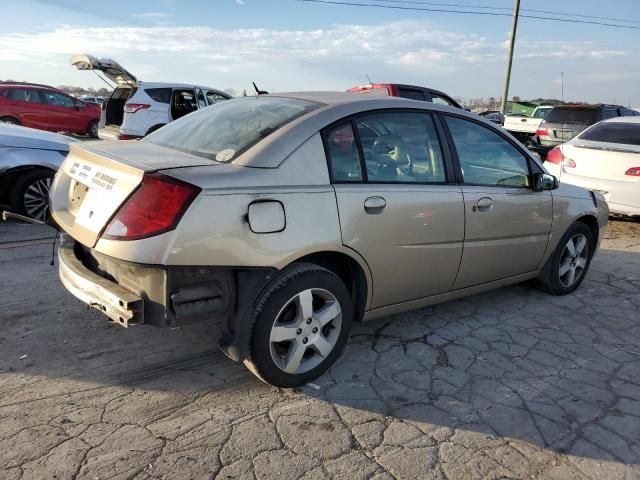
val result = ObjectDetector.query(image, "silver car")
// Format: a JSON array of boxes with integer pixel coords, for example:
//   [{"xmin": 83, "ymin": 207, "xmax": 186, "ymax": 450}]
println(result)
[
  {"xmin": 49, "ymin": 93, "xmax": 609, "ymax": 387},
  {"xmin": 1, "ymin": 124, "xmax": 76, "ymax": 220}
]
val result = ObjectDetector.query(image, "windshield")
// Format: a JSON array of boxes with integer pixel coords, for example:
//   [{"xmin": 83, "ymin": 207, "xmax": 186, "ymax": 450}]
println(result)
[
  {"xmin": 579, "ymin": 122, "xmax": 640, "ymax": 146},
  {"xmin": 545, "ymin": 107, "xmax": 598, "ymax": 125},
  {"xmin": 143, "ymin": 96, "xmax": 321, "ymax": 162}
]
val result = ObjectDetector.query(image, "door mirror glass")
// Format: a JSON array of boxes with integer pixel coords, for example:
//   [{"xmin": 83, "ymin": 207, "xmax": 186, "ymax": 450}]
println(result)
[{"xmin": 533, "ymin": 173, "xmax": 558, "ymax": 191}]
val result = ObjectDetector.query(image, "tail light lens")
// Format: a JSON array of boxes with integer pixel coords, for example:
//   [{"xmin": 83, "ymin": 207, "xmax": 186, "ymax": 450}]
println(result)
[
  {"xmin": 536, "ymin": 128, "xmax": 548, "ymax": 136},
  {"xmin": 124, "ymin": 103, "xmax": 151, "ymax": 113},
  {"xmin": 546, "ymin": 146, "xmax": 576, "ymax": 168},
  {"xmin": 625, "ymin": 167, "xmax": 640, "ymax": 177},
  {"xmin": 103, "ymin": 173, "xmax": 201, "ymax": 241}
]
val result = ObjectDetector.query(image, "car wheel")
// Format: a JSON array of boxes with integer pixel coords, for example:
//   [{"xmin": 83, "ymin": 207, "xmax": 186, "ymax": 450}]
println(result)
[
  {"xmin": 0, "ymin": 116, "xmax": 21, "ymax": 125},
  {"xmin": 243, "ymin": 263, "xmax": 353, "ymax": 387},
  {"xmin": 537, "ymin": 222, "xmax": 594, "ymax": 295},
  {"xmin": 88, "ymin": 120, "xmax": 99, "ymax": 138},
  {"xmin": 10, "ymin": 169, "xmax": 54, "ymax": 221}
]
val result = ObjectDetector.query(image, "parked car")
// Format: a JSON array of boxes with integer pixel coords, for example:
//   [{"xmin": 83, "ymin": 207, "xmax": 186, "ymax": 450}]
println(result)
[
  {"xmin": 347, "ymin": 83, "xmax": 461, "ymax": 109},
  {"xmin": 0, "ymin": 82, "xmax": 101, "ymax": 137},
  {"xmin": 477, "ymin": 110, "xmax": 504, "ymax": 125},
  {"xmin": 80, "ymin": 95, "xmax": 105, "ymax": 105},
  {"xmin": 0, "ymin": 124, "xmax": 76, "ymax": 220},
  {"xmin": 70, "ymin": 54, "xmax": 232, "ymax": 140},
  {"xmin": 50, "ymin": 92, "xmax": 608, "ymax": 387},
  {"xmin": 545, "ymin": 117, "xmax": 640, "ymax": 217},
  {"xmin": 534, "ymin": 104, "xmax": 639, "ymax": 157},
  {"xmin": 503, "ymin": 106, "xmax": 553, "ymax": 145}
]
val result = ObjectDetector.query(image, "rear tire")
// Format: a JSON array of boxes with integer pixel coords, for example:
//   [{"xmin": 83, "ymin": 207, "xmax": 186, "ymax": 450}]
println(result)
[
  {"xmin": 243, "ymin": 263, "xmax": 353, "ymax": 387},
  {"xmin": 0, "ymin": 116, "xmax": 21, "ymax": 126},
  {"xmin": 88, "ymin": 120, "xmax": 99, "ymax": 138},
  {"xmin": 10, "ymin": 169, "xmax": 54, "ymax": 221},
  {"xmin": 537, "ymin": 222, "xmax": 595, "ymax": 295}
]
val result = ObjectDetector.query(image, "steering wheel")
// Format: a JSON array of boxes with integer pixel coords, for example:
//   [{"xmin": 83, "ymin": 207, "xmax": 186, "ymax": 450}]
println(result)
[{"xmin": 372, "ymin": 135, "xmax": 412, "ymax": 176}]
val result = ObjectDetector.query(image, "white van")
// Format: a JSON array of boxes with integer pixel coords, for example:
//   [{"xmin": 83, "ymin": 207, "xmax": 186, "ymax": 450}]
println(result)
[{"xmin": 70, "ymin": 55, "xmax": 231, "ymax": 140}]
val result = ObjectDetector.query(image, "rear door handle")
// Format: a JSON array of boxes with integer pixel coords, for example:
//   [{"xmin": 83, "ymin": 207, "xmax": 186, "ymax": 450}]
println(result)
[
  {"xmin": 364, "ymin": 196, "xmax": 386, "ymax": 214},
  {"xmin": 475, "ymin": 197, "xmax": 493, "ymax": 211}
]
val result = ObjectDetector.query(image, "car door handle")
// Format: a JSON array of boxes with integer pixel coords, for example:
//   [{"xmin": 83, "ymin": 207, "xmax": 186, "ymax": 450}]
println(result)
[
  {"xmin": 475, "ymin": 197, "xmax": 493, "ymax": 211},
  {"xmin": 364, "ymin": 196, "xmax": 386, "ymax": 214}
]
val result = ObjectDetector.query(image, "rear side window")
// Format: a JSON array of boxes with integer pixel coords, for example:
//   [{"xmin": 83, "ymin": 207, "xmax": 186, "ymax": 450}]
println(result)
[
  {"xmin": 326, "ymin": 122, "xmax": 363, "ymax": 182},
  {"xmin": 398, "ymin": 89, "xmax": 425, "ymax": 101},
  {"xmin": 145, "ymin": 88, "xmax": 171, "ymax": 104},
  {"xmin": 579, "ymin": 122, "xmax": 640, "ymax": 146},
  {"xmin": 532, "ymin": 108, "xmax": 551, "ymax": 119},
  {"xmin": 144, "ymin": 96, "xmax": 320, "ymax": 162},
  {"xmin": 545, "ymin": 108, "xmax": 598, "ymax": 124},
  {"xmin": 446, "ymin": 116, "xmax": 530, "ymax": 188},
  {"xmin": 431, "ymin": 94, "xmax": 454, "ymax": 107},
  {"xmin": 41, "ymin": 90, "xmax": 74, "ymax": 108}
]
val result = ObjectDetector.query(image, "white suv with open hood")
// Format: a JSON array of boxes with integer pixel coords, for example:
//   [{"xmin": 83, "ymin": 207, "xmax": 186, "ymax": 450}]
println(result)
[{"xmin": 70, "ymin": 55, "xmax": 231, "ymax": 140}]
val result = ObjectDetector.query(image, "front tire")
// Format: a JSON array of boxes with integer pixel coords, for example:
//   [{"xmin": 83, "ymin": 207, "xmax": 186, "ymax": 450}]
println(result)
[
  {"xmin": 244, "ymin": 263, "xmax": 353, "ymax": 387},
  {"xmin": 0, "ymin": 116, "xmax": 21, "ymax": 125},
  {"xmin": 10, "ymin": 169, "xmax": 54, "ymax": 221},
  {"xmin": 88, "ymin": 120, "xmax": 99, "ymax": 138},
  {"xmin": 537, "ymin": 222, "xmax": 595, "ymax": 295}
]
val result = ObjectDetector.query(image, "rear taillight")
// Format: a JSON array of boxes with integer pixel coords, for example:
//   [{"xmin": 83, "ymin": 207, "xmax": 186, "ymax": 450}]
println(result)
[
  {"xmin": 536, "ymin": 128, "xmax": 548, "ymax": 136},
  {"xmin": 118, "ymin": 134, "xmax": 139, "ymax": 140},
  {"xmin": 123, "ymin": 103, "xmax": 151, "ymax": 113},
  {"xmin": 546, "ymin": 146, "xmax": 576, "ymax": 168},
  {"xmin": 625, "ymin": 167, "xmax": 640, "ymax": 177},
  {"xmin": 103, "ymin": 173, "xmax": 201, "ymax": 241}
]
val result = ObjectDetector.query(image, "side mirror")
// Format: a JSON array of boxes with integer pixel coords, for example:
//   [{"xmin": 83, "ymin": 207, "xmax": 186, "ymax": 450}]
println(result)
[
  {"xmin": 74, "ymin": 100, "xmax": 86, "ymax": 109},
  {"xmin": 533, "ymin": 172, "xmax": 558, "ymax": 191}
]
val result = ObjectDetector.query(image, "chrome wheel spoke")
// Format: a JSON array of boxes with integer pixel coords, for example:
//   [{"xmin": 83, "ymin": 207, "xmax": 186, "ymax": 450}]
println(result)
[
  {"xmin": 283, "ymin": 343, "xmax": 307, "ymax": 373},
  {"xmin": 574, "ymin": 235, "xmax": 587, "ymax": 256},
  {"xmin": 566, "ymin": 267, "xmax": 576, "ymax": 286},
  {"xmin": 312, "ymin": 336, "xmax": 333, "ymax": 357},
  {"xmin": 558, "ymin": 258, "xmax": 572, "ymax": 276},
  {"xmin": 296, "ymin": 289, "xmax": 314, "ymax": 321},
  {"xmin": 314, "ymin": 301, "xmax": 340, "ymax": 327},
  {"xmin": 565, "ymin": 239, "xmax": 576, "ymax": 257},
  {"xmin": 575, "ymin": 257, "xmax": 587, "ymax": 270},
  {"xmin": 270, "ymin": 325, "xmax": 299, "ymax": 342}
]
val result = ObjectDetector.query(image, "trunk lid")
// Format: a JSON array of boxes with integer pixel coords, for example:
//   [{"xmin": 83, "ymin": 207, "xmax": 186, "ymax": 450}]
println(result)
[
  {"xmin": 50, "ymin": 142, "xmax": 217, "ymax": 247},
  {"xmin": 69, "ymin": 54, "xmax": 137, "ymax": 86},
  {"xmin": 562, "ymin": 141, "xmax": 640, "ymax": 182}
]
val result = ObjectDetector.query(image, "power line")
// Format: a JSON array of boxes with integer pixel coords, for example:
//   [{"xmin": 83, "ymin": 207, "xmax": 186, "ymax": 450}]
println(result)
[
  {"xmin": 374, "ymin": 0, "xmax": 640, "ymax": 25},
  {"xmin": 299, "ymin": 0, "xmax": 640, "ymax": 30}
]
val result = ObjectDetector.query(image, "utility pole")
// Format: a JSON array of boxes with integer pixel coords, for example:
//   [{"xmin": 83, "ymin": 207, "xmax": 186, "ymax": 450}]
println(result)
[
  {"xmin": 500, "ymin": 0, "xmax": 520, "ymax": 115},
  {"xmin": 561, "ymin": 72, "xmax": 564, "ymax": 103}
]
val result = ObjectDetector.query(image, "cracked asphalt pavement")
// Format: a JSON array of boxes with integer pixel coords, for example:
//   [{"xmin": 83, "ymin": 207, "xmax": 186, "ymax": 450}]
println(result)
[{"xmin": 1, "ymin": 220, "xmax": 639, "ymax": 479}]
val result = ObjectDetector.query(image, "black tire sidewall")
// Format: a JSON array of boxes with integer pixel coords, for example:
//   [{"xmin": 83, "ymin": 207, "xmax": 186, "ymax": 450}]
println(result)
[
  {"xmin": 10, "ymin": 169, "xmax": 54, "ymax": 217},
  {"xmin": 1, "ymin": 117, "xmax": 20, "ymax": 125},
  {"xmin": 546, "ymin": 223, "xmax": 595, "ymax": 294},
  {"xmin": 248, "ymin": 265, "xmax": 353, "ymax": 387},
  {"xmin": 88, "ymin": 120, "xmax": 99, "ymax": 138}
]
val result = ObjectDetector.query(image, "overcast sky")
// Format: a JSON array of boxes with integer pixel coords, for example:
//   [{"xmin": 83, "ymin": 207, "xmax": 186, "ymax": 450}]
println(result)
[{"xmin": 1, "ymin": 0, "xmax": 639, "ymax": 105}]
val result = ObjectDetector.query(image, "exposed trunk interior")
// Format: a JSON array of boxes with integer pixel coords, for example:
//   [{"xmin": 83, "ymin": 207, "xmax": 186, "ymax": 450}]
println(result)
[{"xmin": 105, "ymin": 86, "xmax": 136, "ymax": 126}]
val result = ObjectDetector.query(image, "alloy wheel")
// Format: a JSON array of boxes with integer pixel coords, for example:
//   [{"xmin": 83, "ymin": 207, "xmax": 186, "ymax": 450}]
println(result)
[
  {"xmin": 269, "ymin": 288, "xmax": 342, "ymax": 374},
  {"xmin": 558, "ymin": 233, "xmax": 589, "ymax": 288},
  {"xmin": 23, "ymin": 177, "xmax": 52, "ymax": 221}
]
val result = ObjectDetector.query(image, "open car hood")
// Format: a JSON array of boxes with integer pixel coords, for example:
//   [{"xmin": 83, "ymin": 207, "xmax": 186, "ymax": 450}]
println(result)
[{"xmin": 69, "ymin": 54, "xmax": 137, "ymax": 86}]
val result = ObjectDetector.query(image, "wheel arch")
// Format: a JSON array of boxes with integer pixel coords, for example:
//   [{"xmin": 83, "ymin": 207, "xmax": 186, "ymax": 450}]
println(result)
[
  {"xmin": 145, "ymin": 123, "xmax": 166, "ymax": 136},
  {"xmin": 0, "ymin": 165, "xmax": 56, "ymax": 204},
  {"xmin": 575, "ymin": 214, "xmax": 599, "ymax": 246}
]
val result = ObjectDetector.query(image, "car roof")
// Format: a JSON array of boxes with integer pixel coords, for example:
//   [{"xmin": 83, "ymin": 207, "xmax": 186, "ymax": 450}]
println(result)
[
  {"xmin": 134, "ymin": 82, "xmax": 228, "ymax": 92},
  {"xmin": 0, "ymin": 82, "xmax": 58, "ymax": 91},
  {"xmin": 602, "ymin": 116, "xmax": 640, "ymax": 124}
]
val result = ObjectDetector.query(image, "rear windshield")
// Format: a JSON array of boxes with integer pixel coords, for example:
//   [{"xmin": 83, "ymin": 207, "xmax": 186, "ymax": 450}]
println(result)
[
  {"xmin": 110, "ymin": 86, "xmax": 135, "ymax": 99},
  {"xmin": 545, "ymin": 108, "xmax": 598, "ymax": 125},
  {"xmin": 143, "ymin": 96, "xmax": 321, "ymax": 162},
  {"xmin": 579, "ymin": 122, "xmax": 640, "ymax": 146},
  {"xmin": 145, "ymin": 88, "xmax": 172, "ymax": 104}
]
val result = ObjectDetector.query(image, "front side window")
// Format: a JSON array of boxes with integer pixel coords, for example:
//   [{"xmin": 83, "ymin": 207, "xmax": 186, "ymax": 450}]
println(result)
[
  {"xmin": 431, "ymin": 94, "xmax": 453, "ymax": 107},
  {"xmin": 145, "ymin": 96, "xmax": 320, "ymax": 162},
  {"xmin": 355, "ymin": 112, "xmax": 446, "ymax": 183},
  {"xmin": 196, "ymin": 88, "xmax": 207, "ymax": 109},
  {"xmin": 42, "ymin": 90, "xmax": 75, "ymax": 108},
  {"xmin": 603, "ymin": 109, "xmax": 618, "ymax": 119},
  {"xmin": 326, "ymin": 121, "xmax": 362, "ymax": 182},
  {"xmin": 446, "ymin": 116, "xmax": 530, "ymax": 188},
  {"xmin": 206, "ymin": 91, "xmax": 229, "ymax": 105}
]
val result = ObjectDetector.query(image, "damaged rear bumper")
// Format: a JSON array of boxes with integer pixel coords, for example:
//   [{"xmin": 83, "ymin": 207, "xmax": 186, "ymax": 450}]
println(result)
[{"xmin": 58, "ymin": 235, "xmax": 235, "ymax": 327}]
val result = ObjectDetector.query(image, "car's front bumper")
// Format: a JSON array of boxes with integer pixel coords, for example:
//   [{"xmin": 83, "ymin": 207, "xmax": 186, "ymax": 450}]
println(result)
[{"xmin": 58, "ymin": 235, "xmax": 235, "ymax": 327}]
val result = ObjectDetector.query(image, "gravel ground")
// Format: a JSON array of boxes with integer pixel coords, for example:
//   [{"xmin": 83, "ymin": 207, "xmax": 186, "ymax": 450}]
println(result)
[{"xmin": 0, "ymin": 219, "xmax": 639, "ymax": 480}]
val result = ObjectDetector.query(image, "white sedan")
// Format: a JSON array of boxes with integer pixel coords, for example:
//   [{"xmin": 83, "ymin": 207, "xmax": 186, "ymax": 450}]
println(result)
[{"xmin": 545, "ymin": 116, "xmax": 640, "ymax": 216}]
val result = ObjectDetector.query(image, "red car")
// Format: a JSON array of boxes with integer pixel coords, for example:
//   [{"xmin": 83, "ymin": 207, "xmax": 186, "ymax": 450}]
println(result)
[
  {"xmin": 0, "ymin": 82, "xmax": 101, "ymax": 137},
  {"xmin": 347, "ymin": 83, "xmax": 462, "ymax": 109}
]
